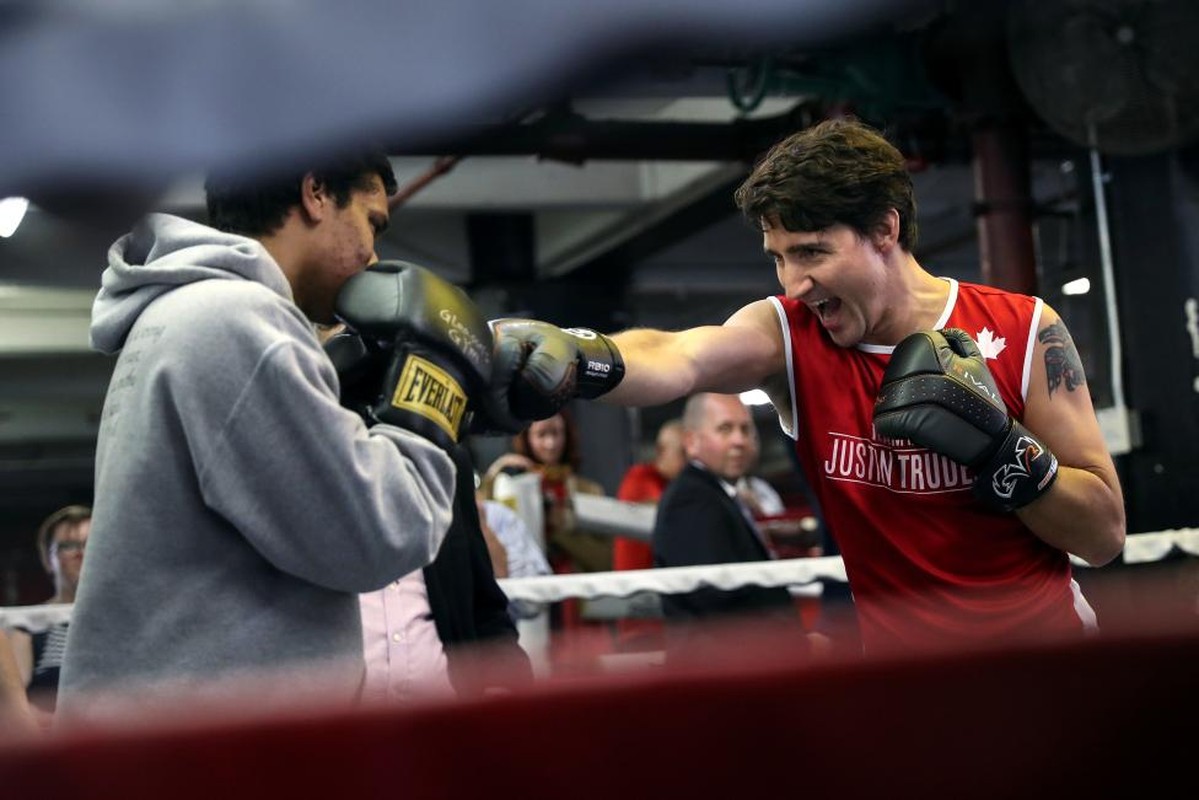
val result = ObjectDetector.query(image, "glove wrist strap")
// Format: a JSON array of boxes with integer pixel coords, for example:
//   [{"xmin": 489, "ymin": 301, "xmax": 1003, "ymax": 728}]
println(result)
[
  {"xmin": 566, "ymin": 329, "xmax": 625, "ymax": 399},
  {"xmin": 972, "ymin": 420, "xmax": 1059, "ymax": 512}
]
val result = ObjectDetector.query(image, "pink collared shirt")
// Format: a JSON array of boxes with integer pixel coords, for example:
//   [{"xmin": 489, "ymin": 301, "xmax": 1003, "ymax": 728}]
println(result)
[{"xmin": 359, "ymin": 571, "xmax": 454, "ymax": 704}]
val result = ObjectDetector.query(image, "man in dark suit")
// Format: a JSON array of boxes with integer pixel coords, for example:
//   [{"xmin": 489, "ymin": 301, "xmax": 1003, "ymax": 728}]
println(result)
[{"xmin": 652, "ymin": 393, "xmax": 799, "ymax": 651}]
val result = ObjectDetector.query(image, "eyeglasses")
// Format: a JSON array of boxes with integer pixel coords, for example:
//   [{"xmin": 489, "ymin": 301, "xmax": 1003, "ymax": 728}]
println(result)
[{"xmin": 52, "ymin": 541, "xmax": 86, "ymax": 555}]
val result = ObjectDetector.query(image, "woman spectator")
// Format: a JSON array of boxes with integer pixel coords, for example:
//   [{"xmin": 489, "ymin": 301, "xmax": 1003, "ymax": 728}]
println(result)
[
  {"xmin": 484, "ymin": 409, "xmax": 611, "ymax": 575},
  {"xmin": 483, "ymin": 410, "xmax": 614, "ymax": 670}
]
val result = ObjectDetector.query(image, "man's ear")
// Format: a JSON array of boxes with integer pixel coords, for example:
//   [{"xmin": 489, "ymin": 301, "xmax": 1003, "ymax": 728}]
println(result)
[
  {"xmin": 871, "ymin": 208, "xmax": 901, "ymax": 253},
  {"xmin": 299, "ymin": 172, "xmax": 327, "ymax": 223},
  {"xmin": 682, "ymin": 429, "xmax": 699, "ymax": 460}
]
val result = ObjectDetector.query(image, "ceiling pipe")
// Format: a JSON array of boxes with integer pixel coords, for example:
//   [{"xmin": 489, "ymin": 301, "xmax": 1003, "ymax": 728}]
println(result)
[
  {"xmin": 388, "ymin": 156, "xmax": 461, "ymax": 210},
  {"xmin": 394, "ymin": 103, "xmax": 821, "ymax": 164}
]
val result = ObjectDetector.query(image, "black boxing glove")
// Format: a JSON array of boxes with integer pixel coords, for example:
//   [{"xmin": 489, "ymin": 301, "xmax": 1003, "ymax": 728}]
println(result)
[
  {"xmin": 490, "ymin": 318, "xmax": 625, "ymax": 422},
  {"xmin": 323, "ymin": 328, "xmax": 389, "ymax": 423},
  {"xmin": 872, "ymin": 328, "xmax": 1058, "ymax": 511},
  {"xmin": 334, "ymin": 261, "xmax": 492, "ymax": 449}
]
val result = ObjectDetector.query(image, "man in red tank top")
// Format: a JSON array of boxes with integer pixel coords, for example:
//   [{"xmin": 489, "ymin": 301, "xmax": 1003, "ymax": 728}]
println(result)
[{"xmin": 488, "ymin": 118, "xmax": 1126, "ymax": 655}]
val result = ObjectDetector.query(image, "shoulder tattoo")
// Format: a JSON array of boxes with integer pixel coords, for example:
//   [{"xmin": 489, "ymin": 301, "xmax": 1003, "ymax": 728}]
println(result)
[{"xmin": 1038, "ymin": 321, "xmax": 1086, "ymax": 397}]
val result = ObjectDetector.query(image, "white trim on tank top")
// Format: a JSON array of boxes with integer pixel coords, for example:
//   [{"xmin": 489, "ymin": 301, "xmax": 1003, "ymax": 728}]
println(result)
[
  {"xmin": 1020, "ymin": 297, "xmax": 1044, "ymax": 403},
  {"xmin": 766, "ymin": 277, "xmax": 961, "ymax": 439}
]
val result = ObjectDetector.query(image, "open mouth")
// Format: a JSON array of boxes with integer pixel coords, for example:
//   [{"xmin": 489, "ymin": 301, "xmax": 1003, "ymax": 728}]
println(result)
[{"xmin": 812, "ymin": 297, "xmax": 842, "ymax": 322}]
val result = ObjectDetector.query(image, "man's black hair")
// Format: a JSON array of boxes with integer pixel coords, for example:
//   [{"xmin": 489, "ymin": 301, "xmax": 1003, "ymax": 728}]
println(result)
[{"xmin": 205, "ymin": 150, "xmax": 397, "ymax": 236}]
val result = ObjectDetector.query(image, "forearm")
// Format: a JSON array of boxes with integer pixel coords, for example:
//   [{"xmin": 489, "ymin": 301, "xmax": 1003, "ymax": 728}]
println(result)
[
  {"xmin": 605, "ymin": 328, "xmax": 700, "ymax": 406},
  {"xmin": 8, "ymin": 629, "xmax": 32, "ymax": 686},
  {"xmin": 483, "ymin": 531, "xmax": 509, "ymax": 578},
  {"xmin": 0, "ymin": 632, "xmax": 36, "ymax": 734},
  {"xmin": 492, "ymin": 304, "xmax": 781, "ymax": 420},
  {"xmin": 606, "ymin": 325, "xmax": 772, "ymax": 406},
  {"xmin": 1017, "ymin": 465, "xmax": 1126, "ymax": 566}
]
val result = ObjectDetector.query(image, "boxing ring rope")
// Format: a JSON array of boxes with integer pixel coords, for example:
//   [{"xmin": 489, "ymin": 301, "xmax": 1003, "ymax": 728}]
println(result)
[
  {"xmin": 494, "ymin": 526, "xmax": 1199, "ymax": 603},
  {"xmin": 2, "ymin": 465, "xmax": 1197, "ymax": 629},
  {"xmin": 3, "ymin": 529, "xmax": 1196, "ymax": 632},
  {"xmin": 1116, "ymin": 527, "xmax": 1199, "ymax": 564},
  {"xmin": 498, "ymin": 557, "xmax": 844, "ymax": 604},
  {"xmin": 1, "ymin": 603, "xmax": 72, "ymax": 633}
]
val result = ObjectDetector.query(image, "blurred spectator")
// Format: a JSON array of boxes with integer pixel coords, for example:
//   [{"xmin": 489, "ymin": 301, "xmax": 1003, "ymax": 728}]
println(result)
[
  {"xmin": 476, "ymin": 489, "xmax": 552, "ymax": 621},
  {"xmin": 615, "ymin": 418, "xmax": 685, "ymax": 567},
  {"xmin": 482, "ymin": 409, "xmax": 611, "ymax": 670},
  {"xmin": 735, "ymin": 473, "xmax": 785, "ymax": 518},
  {"xmin": 736, "ymin": 427, "xmax": 823, "ymax": 559},
  {"xmin": 483, "ymin": 409, "xmax": 610, "ymax": 575},
  {"xmin": 653, "ymin": 395, "xmax": 800, "ymax": 657},
  {"xmin": 1, "ymin": 630, "xmax": 37, "ymax": 735},
  {"xmin": 359, "ymin": 447, "xmax": 533, "ymax": 704},
  {"xmin": 613, "ymin": 418, "xmax": 685, "ymax": 649},
  {"xmin": 8, "ymin": 505, "xmax": 90, "ymax": 717},
  {"xmin": 320, "ymin": 313, "xmax": 534, "ymax": 704}
]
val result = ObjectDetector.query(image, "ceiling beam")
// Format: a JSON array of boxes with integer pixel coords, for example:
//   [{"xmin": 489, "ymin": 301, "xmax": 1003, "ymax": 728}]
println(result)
[{"xmin": 399, "ymin": 103, "xmax": 820, "ymax": 163}]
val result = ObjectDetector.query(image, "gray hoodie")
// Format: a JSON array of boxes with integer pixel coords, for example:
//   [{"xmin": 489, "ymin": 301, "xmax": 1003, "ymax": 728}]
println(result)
[{"xmin": 58, "ymin": 213, "xmax": 455, "ymax": 720}]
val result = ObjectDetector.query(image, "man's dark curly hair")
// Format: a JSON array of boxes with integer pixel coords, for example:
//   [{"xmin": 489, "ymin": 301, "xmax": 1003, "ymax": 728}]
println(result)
[
  {"xmin": 734, "ymin": 117, "xmax": 917, "ymax": 251},
  {"xmin": 205, "ymin": 149, "xmax": 398, "ymax": 237}
]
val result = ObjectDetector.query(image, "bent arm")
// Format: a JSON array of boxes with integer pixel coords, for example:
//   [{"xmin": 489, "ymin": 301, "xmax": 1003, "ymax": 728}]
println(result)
[
  {"xmin": 1017, "ymin": 308, "xmax": 1126, "ymax": 565},
  {"xmin": 605, "ymin": 299, "xmax": 785, "ymax": 406},
  {"xmin": 482, "ymin": 453, "xmax": 535, "ymax": 488},
  {"xmin": 200, "ymin": 338, "xmax": 455, "ymax": 593}
]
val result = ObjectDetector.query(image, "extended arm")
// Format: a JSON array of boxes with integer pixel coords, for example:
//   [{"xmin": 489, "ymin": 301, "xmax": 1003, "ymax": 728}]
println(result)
[
  {"xmin": 490, "ymin": 299, "xmax": 786, "ymax": 419},
  {"xmin": 1016, "ymin": 310, "xmax": 1125, "ymax": 565},
  {"xmin": 607, "ymin": 300, "xmax": 784, "ymax": 405}
]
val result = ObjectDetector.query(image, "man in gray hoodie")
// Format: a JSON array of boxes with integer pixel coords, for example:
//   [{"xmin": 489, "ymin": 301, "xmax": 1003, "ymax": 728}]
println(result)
[{"xmin": 58, "ymin": 151, "xmax": 484, "ymax": 721}]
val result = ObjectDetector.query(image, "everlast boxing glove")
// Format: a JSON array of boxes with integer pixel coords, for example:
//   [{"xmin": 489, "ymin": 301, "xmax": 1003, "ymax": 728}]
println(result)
[
  {"xmin": 490, "ymin": 319, "xmax": 626, "ymax": 422},
  {"xmin": 872, "ymin": 328, "xmax": 1058, "ymax": 512},
  {"xmin": 334, "ymin": 261, "xmax": 492, "ymax": 449}
]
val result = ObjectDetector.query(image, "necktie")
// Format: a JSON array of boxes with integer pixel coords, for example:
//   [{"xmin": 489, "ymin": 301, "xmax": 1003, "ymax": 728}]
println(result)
[{"xmin": 735, "ymin": 493, "xmax": 776, "ymax": 559}]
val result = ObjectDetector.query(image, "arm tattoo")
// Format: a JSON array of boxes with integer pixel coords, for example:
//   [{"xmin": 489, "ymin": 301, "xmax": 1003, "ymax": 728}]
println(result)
[{"xmin": 1038, "ymin": 321, "xmax": 1086, "ymax": 397}]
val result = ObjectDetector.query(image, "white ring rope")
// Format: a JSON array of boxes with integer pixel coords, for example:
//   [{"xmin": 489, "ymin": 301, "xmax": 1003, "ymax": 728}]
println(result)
[
  {"xmin": 1118, "ymin": 527, "xmax": 1199, "ymax": 564},
  {"xmin": 498, "ymin": 556, "xmax": 848, "ymax": 604},
  {"xmin": 502, "ymin": 526, "xmax": 1199, "ymax": 603},
  {"xmin": 3, "ymin": 529, "xmax": 1195, "ymax": 632},
  {"xmin": 0, "ymin": 603, "xmax": 72, "ymax": 634}
]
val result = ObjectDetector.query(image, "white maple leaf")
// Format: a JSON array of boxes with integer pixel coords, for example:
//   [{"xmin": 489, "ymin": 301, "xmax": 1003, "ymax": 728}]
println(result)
[{"xmin": 975, "ymin": 327, "xmax": 1007, "ymax": 360}]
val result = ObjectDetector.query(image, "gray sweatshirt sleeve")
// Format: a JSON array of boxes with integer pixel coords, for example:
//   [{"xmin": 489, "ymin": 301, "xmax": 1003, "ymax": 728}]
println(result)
[{"xmin": 196, "ymin": 334, "xmax": 455, "ymax": 593}]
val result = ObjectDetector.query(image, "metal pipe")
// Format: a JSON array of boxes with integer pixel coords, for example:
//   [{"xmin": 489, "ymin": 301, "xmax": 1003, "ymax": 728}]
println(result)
[{"xmin": 1089, "ymin": 145, "xmax": 1126, "ymax": 410}]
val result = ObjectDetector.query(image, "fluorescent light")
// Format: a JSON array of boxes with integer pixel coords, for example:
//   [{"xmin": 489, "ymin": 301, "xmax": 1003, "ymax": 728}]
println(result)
[
  {"xmin": 1062, "ymin": 277, "xmax": 1091, "ymax": 296},
  {"xmin": 0, "ymin": 197, "xmax": 29, "ymax": 238},
  {"xmin": 739, "ymin": 389, "xmax": 772, "ymax": 406}
]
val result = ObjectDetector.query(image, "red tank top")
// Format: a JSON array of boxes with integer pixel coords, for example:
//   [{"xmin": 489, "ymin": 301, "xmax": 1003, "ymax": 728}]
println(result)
[{"xmin": 774, "ymin": 279, "xmax": 1091, "ymax": 653}]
